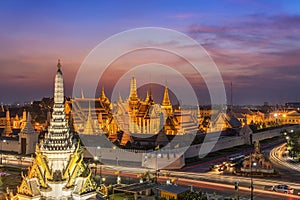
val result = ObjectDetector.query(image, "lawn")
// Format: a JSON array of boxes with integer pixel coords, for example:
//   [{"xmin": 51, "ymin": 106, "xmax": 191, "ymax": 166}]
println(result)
[{"xmin": 109, "ymin": 193, "xmax": 135, "ymax": 200}]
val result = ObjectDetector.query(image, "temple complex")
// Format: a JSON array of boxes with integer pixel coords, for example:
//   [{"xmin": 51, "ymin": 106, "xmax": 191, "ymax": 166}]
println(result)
[
  {"xmin": 68, "ymin": 76, "xmax": 182, "ymax": 136},
  {"xmin": 114, "ymin": 77, "xmax": 180, "ymax": 135}
]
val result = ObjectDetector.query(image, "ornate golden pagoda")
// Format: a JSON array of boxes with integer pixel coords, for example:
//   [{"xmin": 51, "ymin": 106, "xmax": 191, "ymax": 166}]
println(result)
[{"xmin": 12, "ymin": 60, "xmax": 97, "ymax": 200}]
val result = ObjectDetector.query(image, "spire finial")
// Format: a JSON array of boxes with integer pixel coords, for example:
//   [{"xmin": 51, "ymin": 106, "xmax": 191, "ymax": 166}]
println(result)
[
  {"xmin": 118, "ymin": 92, "xmax": 123, "ymax": 103},
  {"xmin": 145, "ymin": 91, "xmax": 149, "ymax": 102},
  {"xmin": 129, "ymin": 76, "xmax": 138, "ymax": 100},
  {"xmin": 81, "ymin": 90, "xmax": 84, "ymax": 99},
  {"xmin": 26, "ymin": 112, "xmax": 31, "ymax": 122},
  {"xmin": 57, "ymin": 59, "xmax": 61, "ymax": 70},
  {"xmin": 162, "ymin": 83, "xmax": 171, "ymax": 106},
  {"xmin": 88, "ymin": 101, "xmax": 91, "ymax": 117},
  {"xmin": 101, "ymin": 85, "xmax": 106, "ymax": 99}
]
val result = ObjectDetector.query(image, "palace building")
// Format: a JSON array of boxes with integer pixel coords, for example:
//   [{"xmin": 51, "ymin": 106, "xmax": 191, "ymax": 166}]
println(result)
[
  {"xmin": 113, "ymin": 77, "xmax": 180, "ymax": 135},
  {"xmin": 12, "ymin": 60, "xmax": 96, "ymax": 200},
  {"xmin": 68, "ymin": 76, "xmax": 182, "ymax": 137}
]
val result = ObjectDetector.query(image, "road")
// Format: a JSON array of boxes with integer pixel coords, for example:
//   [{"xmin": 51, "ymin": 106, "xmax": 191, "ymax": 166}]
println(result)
[
  {"xmin": 269, "ymin": 143, "xmax": 300, "ymax": 173},
  {"xmin": 97, "ymin": 163, "xmax": 300, "ymax": 200},
  {"xmin": 182, "ymin": 139, "xmax": 286, "ymax": 173},
  {"xmin": 98, "ymin": 166, "xmax": 300, "ymax": 200},
  {"xmin": 94, "ymin": 140, "xmax": 300, "ymax": 199}
]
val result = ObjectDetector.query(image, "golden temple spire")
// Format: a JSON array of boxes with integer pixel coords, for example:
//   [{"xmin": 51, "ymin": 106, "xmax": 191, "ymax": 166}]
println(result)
[
  {"xmin": 161, "ymin": 83, "xmax": 173, "ymax": 115},
  {"xmin": 22, "ymin": 109, "xmax": 26, "ymax": 121},
  {"xmin": 4, "ymin": 108, "xmax": 12, "ymax": 136},
  {"xmin": 149, "ymin": 84, "xmax": 153, "ymax": 98},
  {"xmin": 101, "ymin": 86, "xmax": 107, "ymax": 100},
  {"xmin": 162, "ymin": 84, "xmax": 171, "ymax": 106},
  {"xmin": 118, "ymin": 92, "xmax": 123, "ymax": 103},
  {"xmin": 129, "ymin": 76, "xmax": 138, "ymax": 100},
  {"xmin": 145, "ymin": 91, "xmax": 149, "ymax": 102},
  {"xmin": 148, "ymin": 84, "xmax": 154, "ymax": 104},
  {"xmin": 83, "ymin": 101, "xmax": 95, "ymax": 134},
  {"xmin": 81, "ymin": 90, "xmax": 85, "ymax": 99}
]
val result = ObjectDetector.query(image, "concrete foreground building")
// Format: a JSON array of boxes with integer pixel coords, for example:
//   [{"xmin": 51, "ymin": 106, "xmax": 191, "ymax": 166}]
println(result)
[{"xmin": 12, "ymin": 60, "xmax": 96, "ymax": 200}]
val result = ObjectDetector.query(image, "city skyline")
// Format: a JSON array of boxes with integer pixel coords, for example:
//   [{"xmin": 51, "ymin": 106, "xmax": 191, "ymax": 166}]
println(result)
[{"xmin": 1, "ymin": 0, "xmax": 300, "ymax": 105}]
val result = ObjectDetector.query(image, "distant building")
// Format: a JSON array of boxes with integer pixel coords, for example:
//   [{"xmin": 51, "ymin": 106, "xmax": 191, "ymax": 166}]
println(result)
[
  {"xmin": 198, "ymin": 109, "xmax": 242, "ymax": 133},
  {"xmin": 270, "ymin": 110, "xmax": 300, "ymax": 125},
  {"xmin": 230, "ymin": 108, "xmax": 264, "ymax": 126},
  {"xmin": 0, "ymin": 109, "xmax": 25, "ymax": 137},
  {"xmin": 0, "ymin": 112, "xmax": 38, "ymax": 155},
  {"xmin": 67, "ymin": 86, "xmax": 115, "ymax": 135},
  {"xmin": 285, "ymin": 102, "xmax": 300, "ymax": 109}
]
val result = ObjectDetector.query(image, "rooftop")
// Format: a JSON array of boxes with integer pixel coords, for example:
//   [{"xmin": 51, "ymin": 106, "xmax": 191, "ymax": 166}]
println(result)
[{"xmin": 157, "ymin": 185, "xmax": 190, "ymax": 194}]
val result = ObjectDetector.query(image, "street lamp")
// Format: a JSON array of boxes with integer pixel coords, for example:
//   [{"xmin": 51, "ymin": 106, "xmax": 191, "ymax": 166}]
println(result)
[
  {"xmin": 286, "ymin": 136, "xmax": 290, "ymax": 140},
  {"xmin": 1, "ymin": 139, "xmax": 6, "ymax": 165},
  {"xmin": 112, "ymin": 146, "xmax": 118, "ymax": 166},
  {"xmin": 234, "ymin": 181, "xmax": 239, "ymax": 200},
  {"xmin": 93, "ymin": 156, "xmax": 98, "ymax": 177},
  {"xmin": 156, "ymin": 152, "xmax": 161, "ymax": 183},
  {"xmin": 97, "ymin": 146, "xmax": 102, "ymax": 185},
  {"xmin": 101, "ymin": 177, "xmax": 106, "ymax": 184},
  {"xmin": 0, "ymin": 139, "xmax": 2, "ymax": 165},
  {"xmin": 250, "ymin": 156, "xmax": 257, "ymax": 200}
]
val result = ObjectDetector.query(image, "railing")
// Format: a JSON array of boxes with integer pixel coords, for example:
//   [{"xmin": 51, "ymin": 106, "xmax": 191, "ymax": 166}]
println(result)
[{"xmin": 0, "ymin": 154, "xmax": 33, "ymax": 167}]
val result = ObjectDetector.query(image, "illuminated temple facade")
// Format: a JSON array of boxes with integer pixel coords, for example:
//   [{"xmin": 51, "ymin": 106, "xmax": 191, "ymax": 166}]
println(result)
[
  {"xmin": 12, "ymin": 61, "xmax": 96, "ymax": 200},
  {"xmin": 68, "ymin": 76, "xmax": 182, "ymax": 135},
  {"xmin": 113, "ymin": 77, "xmax": 180, "ymax": 135}
]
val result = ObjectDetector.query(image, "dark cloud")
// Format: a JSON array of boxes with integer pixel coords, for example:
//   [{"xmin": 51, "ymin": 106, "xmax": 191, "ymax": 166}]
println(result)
[
  {"xmin": 188, "ymin": 13, "xmax": 300, "ymax": 51},
  {"xmin": 187, "ymin": 13, "xmax": 300, "ymax": 104}
]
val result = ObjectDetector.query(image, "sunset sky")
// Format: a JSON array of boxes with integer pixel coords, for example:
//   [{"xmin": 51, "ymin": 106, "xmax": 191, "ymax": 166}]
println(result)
[{"xmin": 1, "ymin": 0, "xmax": 300, "ymax": 105}]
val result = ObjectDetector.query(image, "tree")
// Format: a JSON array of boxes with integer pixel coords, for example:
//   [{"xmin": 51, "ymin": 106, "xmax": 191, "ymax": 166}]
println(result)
[
  {"xmin": 178, "ymin": 191, "xmax": 207, "ymax": 200},
  {"xmin": 285, "ymin": 130, "xmax": 300, "ymax": 160}
]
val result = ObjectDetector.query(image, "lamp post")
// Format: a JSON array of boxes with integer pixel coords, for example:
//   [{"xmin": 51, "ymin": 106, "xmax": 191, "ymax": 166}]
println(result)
[
  {"xmin": 234, "ymin": 181, "xmax": 239, "ymax": 200},
  {"xmin": 0, "ymin": 139, "xmax": 2, "ymax": 165},
  {"xmin": 93, "ymin": 156, "xmax": 98, "ymax": 177},
  {"xmin": 112, "ymin": 146, "xmax": 118, "ymax": 166},
  {"xmin": 156, "ymin": 152, "xmax": 161, "ymax": 183},
  {"xmin": 250, "ymin": 154, "xmax": 257, "ymax": 200},
  {"xmin": 1, "ymin": 139, "xmax": 6, "ymax": 165},
  {"xmin": 97, "ymin": 146, "xmax": 102, "ymax": 185}
]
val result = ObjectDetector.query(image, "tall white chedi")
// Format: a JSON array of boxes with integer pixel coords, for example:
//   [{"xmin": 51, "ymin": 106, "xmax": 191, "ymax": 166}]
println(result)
[
  {"xmin": 12, "ymin": 60, "xmax": 96, "ymax": 200},
  {"xmin": 42, "ymin": 60, "xmax": 75, "ymax": 172}
]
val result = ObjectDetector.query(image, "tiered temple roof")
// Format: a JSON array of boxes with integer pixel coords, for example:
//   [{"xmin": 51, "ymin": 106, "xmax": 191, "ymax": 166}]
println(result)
[
  {"xmin": 20, "ymin": 112, "xmax": 36, "ymax": 135},
  {"xmin": 12, "ymin": 60, "xmax": 96, "ymax": 200},
  {"xmin": 42, "ymin": 61, "xmax": 73, "ymax": 151}
]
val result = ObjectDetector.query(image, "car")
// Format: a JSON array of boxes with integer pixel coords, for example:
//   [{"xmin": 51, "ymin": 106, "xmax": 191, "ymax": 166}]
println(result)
[
  {"xmin": 228, "ymin": 154, "xmax": 245, "ymax": 162},
  {"xmin": 272, "ymin": 185, "xmax": 294, "ymax": 194},
  {"xmin": 209, "ymin": 164, "xmax": 220, "ymax": 171},
  {"xmin": 218, "ymin": 164, "xmax": 227, "ymax": 171}
]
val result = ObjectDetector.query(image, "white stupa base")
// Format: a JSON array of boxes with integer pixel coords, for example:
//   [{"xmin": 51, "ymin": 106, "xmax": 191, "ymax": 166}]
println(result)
[{"xmin": 40, "ymin": 182, "xmax": 72, "ymax": 199}]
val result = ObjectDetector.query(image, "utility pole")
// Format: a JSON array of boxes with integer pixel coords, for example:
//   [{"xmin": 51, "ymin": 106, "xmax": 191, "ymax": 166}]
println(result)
[
  {"xmin": 231, "ymin": 82, "xmax": 233, "ymax": 108},
  {"xmin": 235, "ymin": 181, "xmax": 239, "ymax": 200}
]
